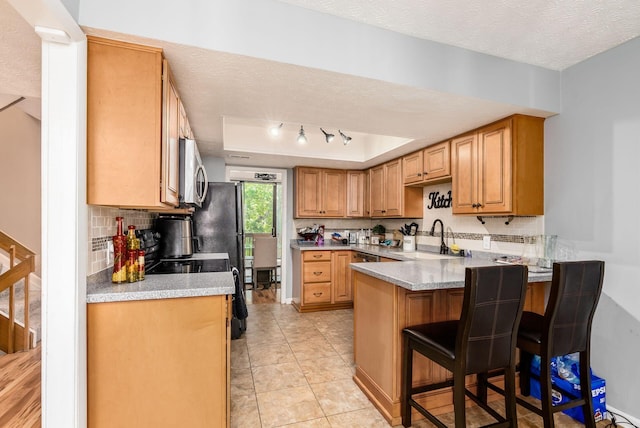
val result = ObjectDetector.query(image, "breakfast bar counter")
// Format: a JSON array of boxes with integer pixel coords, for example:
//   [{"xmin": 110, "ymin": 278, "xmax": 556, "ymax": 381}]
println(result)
[{"xmin": 350, "ymin": 257, "xmax": 549, "ymax": 426}]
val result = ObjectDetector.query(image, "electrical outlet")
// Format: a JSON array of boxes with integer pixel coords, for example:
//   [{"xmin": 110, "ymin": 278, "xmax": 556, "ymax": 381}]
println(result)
[{"xmin": 483, "ymin": 235, "xmax": 491, "ymax": 250}]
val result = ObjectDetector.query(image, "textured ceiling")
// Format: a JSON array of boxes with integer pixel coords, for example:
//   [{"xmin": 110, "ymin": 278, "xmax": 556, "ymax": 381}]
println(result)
[
  {"xmin": 0, "ymin": 0, "xmax": 41, "ymax": 98},
  {"xmin": 3, "ymin": 1, "xmax": 640, "ymax": 168},
  {"xmin": 277, "ymin": 0, "xmax": 640, "ymax": 71}
]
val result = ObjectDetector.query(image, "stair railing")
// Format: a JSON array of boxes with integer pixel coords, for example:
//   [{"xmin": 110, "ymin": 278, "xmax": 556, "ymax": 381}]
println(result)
[{"xmin": 0, "ymin": 230, "xmax": 36, "ymax": 353}]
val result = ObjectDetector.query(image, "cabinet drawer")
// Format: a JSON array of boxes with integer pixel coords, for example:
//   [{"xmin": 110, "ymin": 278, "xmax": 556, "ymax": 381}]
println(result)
[
  {"xmin": 303, "ymin": 251, "xmax": 331, "ymax": 261},
  {"xmin": 303, "ymin": 261, "xmax": 332, "ymax": 283},
  {"xmin": 303, "ymin": 283, "xmax": 331, "ymax": 304}
]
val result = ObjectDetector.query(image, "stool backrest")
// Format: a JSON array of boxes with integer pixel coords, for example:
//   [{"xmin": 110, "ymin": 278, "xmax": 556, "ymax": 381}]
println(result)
[
  {"xmin": 253, "ymin": 234, "xmax": 277, "ymax": 269},
  {"xmin": 545, "ymin": 260, "xmax": 605, "ymax": 357},
  {"xmin": 459, "ymin": 265, "xmax": 528, "ymax": 374}
]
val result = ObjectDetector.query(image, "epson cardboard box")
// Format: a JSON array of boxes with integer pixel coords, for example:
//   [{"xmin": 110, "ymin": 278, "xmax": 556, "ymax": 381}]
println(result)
[{"xmin": 530, "ymin": 354, "xmax": 606, "ymax": 423}]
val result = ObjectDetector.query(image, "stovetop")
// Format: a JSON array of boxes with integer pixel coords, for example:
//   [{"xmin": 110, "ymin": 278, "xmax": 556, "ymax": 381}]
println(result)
[{"xmin": 146, "ymin": 258, "xmax": 230, "ymax": 274}]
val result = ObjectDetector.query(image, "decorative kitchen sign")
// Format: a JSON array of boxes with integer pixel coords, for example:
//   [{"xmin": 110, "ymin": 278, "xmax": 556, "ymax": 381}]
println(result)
[{"xmin": 427, "ymin": 190, "xmax": 452, "ymax": 209}]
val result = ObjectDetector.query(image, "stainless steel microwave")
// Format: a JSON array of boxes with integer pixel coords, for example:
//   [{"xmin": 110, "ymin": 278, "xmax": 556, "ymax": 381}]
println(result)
[{"xmin": 179, "ymin": 138, "xmax": 208, "ymax": 207}]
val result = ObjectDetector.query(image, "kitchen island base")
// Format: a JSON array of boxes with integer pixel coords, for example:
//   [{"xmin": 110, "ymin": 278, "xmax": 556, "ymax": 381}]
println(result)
[{"xmin": 352, "ymin": 271, "xmax": 546, "ymax": 426}]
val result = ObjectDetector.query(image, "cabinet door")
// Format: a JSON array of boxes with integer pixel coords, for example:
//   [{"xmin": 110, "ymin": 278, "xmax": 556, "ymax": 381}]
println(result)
[
  {"xmin": 369, "ymin": 165, "xmax": 385, "ymax": 217},
  {"xmin": 347, "ymin": 171, "xmax": 365, "ymax": 217},
  {"xmin": 451, "ymin": 133, "xmax": 477, "ymax": 214},
  {"xmin": 423, "ymin": 140, "xmax": 451, "ymax": 181},
  {"xmin": 402, "ymin": 151, "xmax": 424, "ymax": 184},
  {"xmin": 296, "ymin": 167, "xmax": 322, "ymax": 217},
  {"xmin": 383, "ymin": 159, "xmax": 403, "ymax": 217},
  {"xmin": 332, "ymin": 251, "xmax": 352, "ymax": 303},
  {"xmin": 322, "ymin": 169, "xmax": 346, "ymax": 217},
  {"xmin": 161, "ymin": 62, "xmax": 180, "ymax": 207},
  {"xmin": 87, "ymin": 37, "xmax": 165, "ymax": 208},
  {"xmin": 478, "ymin": 120, "xmax": 512, "ymax": 213}
]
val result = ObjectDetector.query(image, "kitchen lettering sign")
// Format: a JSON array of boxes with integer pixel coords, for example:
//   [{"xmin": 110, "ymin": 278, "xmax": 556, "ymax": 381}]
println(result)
[{"xmin": 427, "ymin": 191, "xmax": 452, "ymax": 209}]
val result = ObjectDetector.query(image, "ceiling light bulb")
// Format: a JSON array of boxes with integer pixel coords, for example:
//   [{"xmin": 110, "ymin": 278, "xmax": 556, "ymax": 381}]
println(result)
[
  {"xmin": 339, "ymin": 130, "xmax": 352, "ymax": 146},
  {"xmin": 269, "ymin": 123, "xmax": 283, "ymax": 137},
  {"xmin": 320, "ymin": 128, "xmax": 335, "ymax": 143},
  {"xmin": 297, "ymin": 125, "xmax": 307, "ymax": 144}
]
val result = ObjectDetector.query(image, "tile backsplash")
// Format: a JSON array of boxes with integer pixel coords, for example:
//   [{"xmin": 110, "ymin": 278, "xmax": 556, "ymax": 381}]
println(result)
[
  {"xmin": 292, "ymin": 182, "xmax": 544, "ymax": 256},
  {"xmin": 88, "ymin": 206, "xmax": 156, "ymax": 275}
]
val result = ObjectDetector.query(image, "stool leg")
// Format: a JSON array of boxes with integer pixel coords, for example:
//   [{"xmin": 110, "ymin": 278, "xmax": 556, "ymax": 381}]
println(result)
[
  {"xmin": 579, "ymin": 350, "xmax": 596, "ymax": 428},
  {"xmin": 519, "ymin": 350, "xmax": 532, "ymax": 396},
  {"xmin": 401, "ymin": 338, "xmax": 412, "ymax": 428},
  {"xmin": 504, "ymin": 366, "xmax": 518, "ymax": 425},
  {"xmin": 453, "ymin": 368, "xmax": 466, "ymax": 428},
  {"xmin": 477, "ymin": 372, "xmax": 488, "ymax": 404},
  {"xmin": 540, "ymin": 356, "xmax": 555, "ymax": 428}
]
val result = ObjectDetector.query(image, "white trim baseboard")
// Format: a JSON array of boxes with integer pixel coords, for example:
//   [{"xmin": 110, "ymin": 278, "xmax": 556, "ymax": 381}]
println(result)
[{"xmin": 607, "ymin": 405, "xmax": 640, "ymax": 426}]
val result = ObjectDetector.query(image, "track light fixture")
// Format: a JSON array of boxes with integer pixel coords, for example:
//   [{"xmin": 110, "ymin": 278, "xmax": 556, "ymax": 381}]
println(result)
[
  {"xmin": 269, "ymin": 123, "xmax": 283, "ymax": 137},
  {"xmin": 320, "ymin": 128, "xmax": 334, "ymax": 143},
  {"xmin": 339, "ymin": 130, "xmax": 352, "ymax": 146},
  {"xmin": 297, "ymin": 125, "xmax": 308, "ymax": 144}
]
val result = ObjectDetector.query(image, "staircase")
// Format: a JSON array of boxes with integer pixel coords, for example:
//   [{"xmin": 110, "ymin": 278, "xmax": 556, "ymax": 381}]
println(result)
[{"xmin": 0, "ymin": 230, "xmax": 39, "ymax": 355}]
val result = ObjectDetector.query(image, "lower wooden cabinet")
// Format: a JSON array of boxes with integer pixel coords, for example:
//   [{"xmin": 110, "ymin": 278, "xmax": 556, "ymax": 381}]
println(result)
[
  {"xmin": 87, "ymin": 295, "xmax": 230, "ymax": 428},
  {"xmin": 292, "ymin": 249, "xmax": 354, "ymax": 312}
]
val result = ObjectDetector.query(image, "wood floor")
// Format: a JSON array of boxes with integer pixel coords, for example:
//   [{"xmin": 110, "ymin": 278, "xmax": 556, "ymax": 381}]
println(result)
[{"xmin": 0, "ymin": 345, "xmax": 41, "ymax": 428}]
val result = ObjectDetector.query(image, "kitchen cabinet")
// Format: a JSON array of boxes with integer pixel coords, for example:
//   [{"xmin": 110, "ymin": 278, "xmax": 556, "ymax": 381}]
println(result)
[
  {"xmin": 369, "ymin": 159, "xmax": 422, "ymax": 218},
  {"xmin": 295, "ymin": 167, "xmax": 346, "ymax": 218},
  {"xmin": 161, "ymin": 66, "xmax": 180, "ymax": 206},
  {"xmin": 346, "ymin": 170, "xmax": 368, "ymax": 217},
  {"xmin": 451, "ymin": 115, "xmax": 544, "ymax": 215},
  {"xmin": 332, "ymin": 251, "xmax": 353, "ymax": 302},
  {"xmin": 291, "ymin": 249, "xmax": 354, "ymax": 312},
  {"xmin": 87, "ymin": 295, "xmax": 230, "ymax": 428},
  {"xmin": 87, "ymin": 36, "xmax": 191, "ymax": 209},
  {"xmin": 402, "ymin": 141, "xmax": 451, "ymax": 185}
]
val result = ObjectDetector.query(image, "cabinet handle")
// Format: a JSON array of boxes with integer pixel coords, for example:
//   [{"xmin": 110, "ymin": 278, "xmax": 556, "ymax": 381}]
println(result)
[
  {"xmin": 313, "ymin": 292, "xmax": 323, "ymax": 297},
  {"xmin": 417, "ymin": 173, "xmax": 422, "ymax": 177},
  {"xmin": 313, "ymin": 271, "xmax": 323, "ymax": 275},
  {"xmin": 423, "ymin": 171, "xmax": 428, "ymax": 175},
  {"xmin": 313, "ymin": 254, "xmax": 322, "ymax": 258}
]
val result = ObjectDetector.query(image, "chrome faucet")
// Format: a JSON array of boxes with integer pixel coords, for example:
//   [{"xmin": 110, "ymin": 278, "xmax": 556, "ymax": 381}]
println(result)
[{"xmin": 430, "ymin": 219, "xmax": 449, "ymax": 254}]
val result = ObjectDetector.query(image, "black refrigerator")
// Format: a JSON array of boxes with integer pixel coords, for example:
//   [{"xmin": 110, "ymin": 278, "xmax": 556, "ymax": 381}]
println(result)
[{"xmin": 192, "ymin": 182, "xmax": 244, "ymax": 275}]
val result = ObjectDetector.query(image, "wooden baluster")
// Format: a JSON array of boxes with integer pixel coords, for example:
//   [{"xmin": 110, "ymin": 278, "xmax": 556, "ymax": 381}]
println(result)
[{"xmin": 8, "ymin": 245, "xmax": 16, "ymax": 353}]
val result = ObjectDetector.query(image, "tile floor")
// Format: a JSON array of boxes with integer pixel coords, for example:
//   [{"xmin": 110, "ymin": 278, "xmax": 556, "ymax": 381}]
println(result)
[{"xmin": 230, "ymin": 302, "xmax": 608, "ymax": 427}]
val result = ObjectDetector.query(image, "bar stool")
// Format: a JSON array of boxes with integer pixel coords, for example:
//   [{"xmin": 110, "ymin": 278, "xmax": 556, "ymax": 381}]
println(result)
[
  {"xmin": 401, "ymin": 264, "xmax": 528, "ymax": 428},
  {"xmin": 517, "ymin": 260, "xmax": 605, "ymax": 428}
]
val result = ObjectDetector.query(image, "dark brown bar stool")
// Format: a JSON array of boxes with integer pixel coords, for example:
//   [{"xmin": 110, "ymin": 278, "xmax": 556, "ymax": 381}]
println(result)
[
  {"xmin": 401, "ymin": 264, "xmax": 528, "ymax": 428},
  {"xmin": 517, "ymin": 260, "xmax": 605, "ymax": 428}
]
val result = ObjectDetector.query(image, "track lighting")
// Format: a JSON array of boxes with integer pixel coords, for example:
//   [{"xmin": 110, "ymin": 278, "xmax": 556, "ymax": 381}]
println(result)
[
  {"xmin": 297, "ymin": 125, "xmax": 308, "ymax": 144},
  {"xmin": 339, "ymin": 130, "xmax": 352, "ymax": 146},
  {"xmin": 269, "ymin": 123, "xmax": 283, "ymax": 137},
  {"xmin": 320, "ymin": 128, "xmax": 335, "ymax": 143}
]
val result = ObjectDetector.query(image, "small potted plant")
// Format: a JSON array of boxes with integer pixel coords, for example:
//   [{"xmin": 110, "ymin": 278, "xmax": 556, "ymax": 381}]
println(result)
[{"xmin": 372, "ymin": 224, "xmax": 386, "ymax": 241}]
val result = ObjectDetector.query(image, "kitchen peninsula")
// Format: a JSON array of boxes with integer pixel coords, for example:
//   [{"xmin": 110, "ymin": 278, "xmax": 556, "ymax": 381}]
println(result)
[
  {"xmin": 348, "ymin": 252, "xmax": 549, "ymax": 426},
  {"xmin": 86, "ymin": 264, "xmax": 234, "ymax": 428}
]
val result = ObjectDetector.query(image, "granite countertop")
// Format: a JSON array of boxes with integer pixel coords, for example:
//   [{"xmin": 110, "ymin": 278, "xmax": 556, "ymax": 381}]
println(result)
[
  {"xmin": 86, "ymin": 252, "xmax": 235, "ymax": 303},
  {"xmin": 290, "ymin": 241, "xmax": 552, "ymax": 291},
  {"xmin": 350, "ymin": 256, "xmax": 552, "ymax": 291}
]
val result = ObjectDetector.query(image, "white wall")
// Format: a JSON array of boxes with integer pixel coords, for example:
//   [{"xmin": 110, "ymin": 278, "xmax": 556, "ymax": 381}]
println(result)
[
  {"xmin": 0, "ymin": 105, "xmax": 41, "ymax": 270},
  {"xmin": 545, "ymin": 36, "xmax": 640, "ymax": 419}
]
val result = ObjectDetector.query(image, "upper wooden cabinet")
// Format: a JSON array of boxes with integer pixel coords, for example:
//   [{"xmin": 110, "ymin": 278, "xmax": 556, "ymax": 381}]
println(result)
[
  {"xmin": 346, "ymin": 170, "xmax": 368, "ymax": 217},
  {"xmin": 161, "ymin": 64, "xmax": 180, "ymax": 207},
  {"xmin": 87, "ymin": 36, "xmax": 189, "ymax": 209},
  {"xmin": 403, "ymin": 141, "xmax": 451, "ymax": 185},
  {"xmin": 295, "ymin": 167, "xmax": 346, "ymax": 218},
  {"xmin": 369, "ymin": 159, "xmax": 422, "ymax": 218},
  {"xmin": 451, "ymin": 115, "xmax": 544, "ymax": 215}
]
